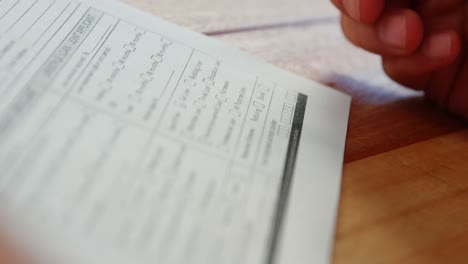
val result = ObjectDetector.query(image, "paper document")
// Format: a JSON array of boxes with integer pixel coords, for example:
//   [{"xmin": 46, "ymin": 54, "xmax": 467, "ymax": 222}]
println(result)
[{"xmin": 0, "ymin": 1, "xmax": 350, "ymax": 264}]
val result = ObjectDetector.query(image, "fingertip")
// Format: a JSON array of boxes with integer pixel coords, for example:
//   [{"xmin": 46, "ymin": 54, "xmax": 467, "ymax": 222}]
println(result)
[
  {"xmin": 448, "ymin": 31, "xmax": 461, "ymax": 61},
  {"xmin": 381, "ymin": 31, "xmax": 463, "ymax": 92},
  {"xmin": 358, "ymin": 0, "xmax": 385, "ymax": 24},
  {"xmin": 422, "ymin": 31, "xmax": 461, "ymax": 63},
  {"xmin": 339, "ymin": 0, "xmax": 384, "ymax": 23},
  {"xmin": 378, "ymin": 9, "xmax": 424, "ymax": 54},
  {"xmin": 404, "ymin": 10, "xmax": 424, "ymax": 53}
]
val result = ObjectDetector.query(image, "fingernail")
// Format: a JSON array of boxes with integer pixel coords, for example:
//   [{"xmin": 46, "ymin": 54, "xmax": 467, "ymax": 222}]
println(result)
[
  {"xmin": 378, "ymin": 12, "xmax": 407, "ymax": 49},
  {"xmin": 343, "ymin": 0, "xmax": 360, "ymax": 20},
  {"xmin": 422, "ymin": 33, "xmax": 452, "ymax": 59}
]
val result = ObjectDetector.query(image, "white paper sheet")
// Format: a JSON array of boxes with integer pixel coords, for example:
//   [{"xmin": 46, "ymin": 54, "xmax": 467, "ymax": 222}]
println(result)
[{"xmin": 0, "ymin": 1, "xmax": 351, "ymax": 264}]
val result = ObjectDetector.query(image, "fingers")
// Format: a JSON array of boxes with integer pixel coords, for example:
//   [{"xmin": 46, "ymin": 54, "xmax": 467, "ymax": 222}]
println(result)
[
  {"xmin": 382, "ymin": 31, "xmax": 461, "ymax": 90},
  {"xmin": 341, "ymin": 9, "xmax": 424, "ymax": 56},
  {"xmin": 383, "ymin": 31, "xmax": 461, "ymax": 75},
  {"xmin": 331, "ymin": 0, "xmax": 385, "ymax": 23},
  {"xmin": 333, "ymin": 0, "xmax": 467, "ymax": 118}
]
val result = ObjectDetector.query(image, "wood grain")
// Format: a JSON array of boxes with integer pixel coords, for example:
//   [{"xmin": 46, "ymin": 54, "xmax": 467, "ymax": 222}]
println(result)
[{"xmin": 334, "ymin": 130, "xmax": 468, "ymax": 264}]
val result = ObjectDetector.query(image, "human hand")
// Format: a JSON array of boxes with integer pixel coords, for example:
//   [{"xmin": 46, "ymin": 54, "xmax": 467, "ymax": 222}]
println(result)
[{"xmin": 331, "ymin": 0, "xmax": 467, "ymax": 119}]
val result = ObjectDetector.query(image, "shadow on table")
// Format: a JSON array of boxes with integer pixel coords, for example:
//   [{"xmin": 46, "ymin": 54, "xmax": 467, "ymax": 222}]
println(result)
[{"xmin": 320, "ymin": 73, "xmax": 467, "ymax": 163}]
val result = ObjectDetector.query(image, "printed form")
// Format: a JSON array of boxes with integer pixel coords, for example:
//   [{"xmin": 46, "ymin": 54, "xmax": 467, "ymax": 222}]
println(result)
[{"xmin": 0, "ymin": 1, "xmax": 350, "ymax": 264}]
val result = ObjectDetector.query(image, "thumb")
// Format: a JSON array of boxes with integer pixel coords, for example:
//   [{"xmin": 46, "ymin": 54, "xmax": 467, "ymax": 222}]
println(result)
[{"xmin": 331, "ymin": 0, "xmax": 385, "ymax": 24}]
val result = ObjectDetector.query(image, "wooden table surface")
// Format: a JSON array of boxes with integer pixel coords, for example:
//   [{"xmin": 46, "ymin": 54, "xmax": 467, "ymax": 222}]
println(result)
[{"xmin": 1, "ymin": 0, "xmax": 467, "ymax": 263}]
